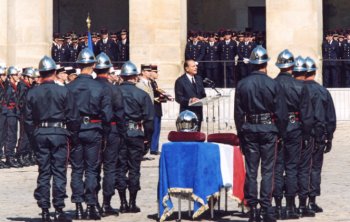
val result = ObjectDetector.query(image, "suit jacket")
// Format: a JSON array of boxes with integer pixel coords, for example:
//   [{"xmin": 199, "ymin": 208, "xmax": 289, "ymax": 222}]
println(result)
[{"xmin": 174, "ymin": 74, "xmax": 206, "ymax": 121}]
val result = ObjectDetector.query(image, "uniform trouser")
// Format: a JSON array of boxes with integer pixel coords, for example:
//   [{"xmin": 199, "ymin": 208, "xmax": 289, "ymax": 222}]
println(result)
[
  {"xmin": 151, "ymin": 115, "xmax": 161, "ymax": 152},
  {"xmin": 222, "ymin": 64, "xmax": 235, "ymax": 88},
  {"xmin": 243, "ymin": 132, "xmax": 277, "ymax": 208},
  {"xmin": 70, "ymin": 130, "xmax": 102, "ymax": 205},
  {"xmin": 96, "ymin": 130, "xmax": 122, "ymax": 199},
  {"xmin": 0, "ymin": 113, "xmax": 7, "ymax": 157},
  {"xmin": 34, "ymin": 134, "xmax": 69, "ymax": 209},
  {"xmin": 205, "ymin": 67, "xmax": 219, "ymax": 84},
  {"xmin": 323, "ymin": 65, "xmax": 338, "ymax": 87},
  {"xmin": 17, "ymin": 117, "xmax": 30, "ymax": 156},
  {"xmin": 273, "ymin": 130, "xmax": 302, "ymax": 198},
  {"xmin": 115, "ymin": 136, "xmax": 144, "ymax": 192},
  {"xmin": 344, "ymin": 64, "xmax": 350, "ymax": 87},
  {"xmin": 298, "ymin": 137, "xmax": 314, "ymax": 198},
  {"xmin": 5, "ymin": 115, "xmax": 18, "ymax": 157},
  {"xmin": 309, "ymin": 142, "xmax": 325, "ymax": 197}
]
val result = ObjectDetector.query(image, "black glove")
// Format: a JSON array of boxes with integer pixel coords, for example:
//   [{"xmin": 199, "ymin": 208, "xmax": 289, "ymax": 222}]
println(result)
[
  {"xmin": 143, "ymin": 141, "xmax": 151, "ymax": 156},
  {"xmin": 324, "ymin": 140, "xmax": 332, "ymax": 153}
]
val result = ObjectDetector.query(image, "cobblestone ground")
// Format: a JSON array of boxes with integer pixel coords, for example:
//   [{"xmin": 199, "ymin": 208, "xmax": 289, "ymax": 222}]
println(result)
[{"xmin": 0, "ymin": 121, "xmax": 350, "ymax": 222}]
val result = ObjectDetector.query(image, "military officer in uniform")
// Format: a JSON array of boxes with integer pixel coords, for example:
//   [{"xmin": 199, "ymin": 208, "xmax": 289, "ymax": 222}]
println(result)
[
  {"xmin": 115, "ymin": 61, "xmax": 154, "ymax": 213},
  {"xmin": 117, "ymin": 29, "xmax": 130, "ymax": 63},
  {"xmin": 237, "ymin": 33, "xmax": 256, "ymax": 81},
  {"xmin": 273, "ymin": 52, "xmax": 313, "ymax": 219},
  {"xmin": 303, "ymin": 57, "xmax": 337, "ymax": 214},
  {"xmin": 67, "ymin": 48, "xmax": 112, "ymax": 220},
  {"xmin": 24, "ymin": 56, "xmax": 80, "ymax": 222},
  {"xmin": 185, "ymin": 32, "xmax": 205, "ymax": 77},
  {"xmin": 0, "ymin": 66, "xmax": 8, "ymax": 168},
  {"xmin": 51, "ymin": 35, "xmax": 70, "ymax": 66},
  {"xmin": 94, "ymin": 52, "xmax": 125, "ymax": 217},
  {"xmin": 234, "ymin": 46, "xmax": 288, "ymax": 222},
  {"xmin": 4, "ymin": 66, "xmax": 21, "ymax": 168},
  {"xmin": 322, "ymin": 32, "xmax": 340, "ymax": 87},
  {"xmin": 136, "ymin": 64, "xmax": 154, "ymax": 104},
  {"xmin": 204, "ymin": 33, "xmax": 220, "ymax": 84},
  {"xmin": 69, "ymin": 35, "xmax": 81, "ymax": 66},
  {"xmin": 341, "ymin": 33, "xmax": 350, "ymax": 87},
  {"xmin": 96, "ymin": 28, "xmax": 118, "ymax": 62},
  {"xmin": 219, "ymin": 30, "xmax": 237, "ymax": 87}
]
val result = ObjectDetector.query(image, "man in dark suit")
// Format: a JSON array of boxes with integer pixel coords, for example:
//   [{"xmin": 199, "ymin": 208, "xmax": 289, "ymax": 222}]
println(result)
[{"xmin": 175, "ymin": 59, "xmax": 206, "ymax": 131}]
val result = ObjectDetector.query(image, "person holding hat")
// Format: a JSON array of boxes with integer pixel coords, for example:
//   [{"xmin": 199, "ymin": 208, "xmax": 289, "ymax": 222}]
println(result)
[
  {"xmin": 96, "ymin": 28, "xmax": 118, "ymax": 62},
  {"xmin": 322, "ymin": 31, "xmax": 340, "ymax": 87},
  {"xmin": 67, "ymin": 48, "xmax": 113, "ymax": 220},
  {"xmin": 117, "ymin": 29, "xmax": 129, "ymax": 62},
  {"xmin": 115, "ymin": 61, "xmax": 154, "ymax": 213},
  {"xmin": 136, "ymin": 64, "xmax": 154, "ymax": 104},
  {"xmin": 24, "ymin": 56, "xmax": 80, "ymax": 222},
  {"xmin": 234, "ymin": 46, "xmax": 288, "ymax": 222}
]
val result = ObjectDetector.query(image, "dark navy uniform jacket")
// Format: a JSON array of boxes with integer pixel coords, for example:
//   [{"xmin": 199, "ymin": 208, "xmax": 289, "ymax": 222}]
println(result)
[
  {"xmin": 219, "ymin": 40, "xmax": 237, "ymax": 66},
  {"xmin": 0, "ymin": 80, "xmax": 7, "ymax": 114},
  {"xmin": 322, "ymin": 40, "xmax": 340, "ymax": 66},
  {"xmin": 66, "ymin": 74, "xmax": 112, "ymax": 133},
  {"xmin": 204, "ymin": 42, "xmax": 220, "ymax": 68},
  {"xmin": 117, "ymin": 40, "xmax": 130, "ymax": 62},
  {"xmin": 24, "ymin": 80, "xmax": 80, "ymax": 137},
  {"xmin": 119, "ymin": 81, "xmax": 154, "ymax": 142},
  {"xmin": 4, "ymin": 81, "xmax": 18, "ymax": 117},
  {"xmin": 17, "ymin": 80, "xmax": 32, "ymax": 115},
  {"xmin": 95, "ymin": 76, "xmax": 126, "ymax": 136},
  {"xmin": 341, "ymin": 40, "xmax": 350, "ymax": 64},
  {"xmin": 303, "ymin": 80, "xmax": 336, "ymax": 141},
  {"xmin": 51, "ymin": 44, "xmax": 70, "ymax": 64},
  {"xmin": 68, "ymin": 45, "xmax": 81, "ymax": 63},
  {"xmin": 185, "ymin": 41, "xmax": 205, "ymax": 62},
  {"xmin": 96, "ymin": 39, "xmax": 118, "ymax": 62},
  {"xmin": 237, "ymin": 42, "xmax": 256, "ymax": 61},
  {"xmin": 234, "ymin": 71, "xmax": 289, "ymax": 138},
  {"xmin": 275, "ymin": 72, "xmax": 313, "ymax": 135}
]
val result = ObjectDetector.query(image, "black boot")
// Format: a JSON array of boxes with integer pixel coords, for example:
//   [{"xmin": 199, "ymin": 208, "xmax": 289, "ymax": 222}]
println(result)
[
  {"xmin": 129, "ymin": 191, "xmax": 141, "ymax": 213},
  {"xmin": 42, "ymin": 208, "xmax": 52, "ymax": 222},
  {"xmin": 308, "ymin": 196, "xmax": 323, "ymax": 213},
  {"xmin": 75, "ymin": 203, "xmax": 84, "ymax": 220},
  {"xmin": 248, "ymin": 206, "xmax": 260, "ymax": 222},
  {"xmin": 21, "ymin": 154, "xmax": 31, "ymax": 167},
  {"xmin": 101, "ymin": 196, "xmax": 119, "ymax": 217},
  {"xmin": 85, "ymin": 205, "xmax": 101, "ymax": 220},
  {"xmin": 298, "ymin": 197, "xmax": 315, "ymax": 217},
  {"xmin": 29, "ymin": 152, "xmax": 37, "ymax": 165},
  {"xmin": 0, "ymin": 160, "xmax": 6, "ymax": 169},
  {"xmin": 261, "ymin": 207, "xmax": 276, "ymax": 222},
  {"xmin": 16, "ymin": 154, "xmax": 24, "ymax": 167},
  {"xmin": 6, "ymin": 156, "xmax": 21, "ymax": 168},
  {"xmin": 285, "ymin": 196, "xmax": 299, "ymax": 219},
  {"xmin": 96, "ymin": 201, "xmax": 104, "ymax": 216},
  {"xmin": 274, "ymin": 197, "xmax": 283, "ymax": 220},
  {"xmin": 54, "ymin": 208, "xmax": 72, "ymax": 222},
  {"xmin": 118, "ymin": 190, "xmax": 129, "ymax": 213}
]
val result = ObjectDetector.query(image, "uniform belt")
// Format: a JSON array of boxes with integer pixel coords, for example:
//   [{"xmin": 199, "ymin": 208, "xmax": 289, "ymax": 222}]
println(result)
[
  {"xmin": 288, "ymin": 112, "xmax": 300, "ymax": 123},
  {"xmin": 246, "ymin": 113, "xmax": 275, "ymax": 125},
  {"xmin": 126, "ymin": 121, "xmax": 142, "ymax": 130},
  {"xmin": 7, "ymin": 102, "xmax": 16, "ymax": 109},
  {"xmin": 81, "ymin": 116, "xmax": 102, "ymax": 124},
  {"xmin": 111, "ymin": 121, "xmax": 117, "ymax": 126},
  {"xmin": 38, "ymin": 121, "xmax": 66, "ymax": 129}
]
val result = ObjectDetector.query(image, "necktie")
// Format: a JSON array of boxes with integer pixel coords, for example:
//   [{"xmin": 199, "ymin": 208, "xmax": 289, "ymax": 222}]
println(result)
[{"xmin": 191, "ymin": 77, "xmax": 197, "ymax": 92}]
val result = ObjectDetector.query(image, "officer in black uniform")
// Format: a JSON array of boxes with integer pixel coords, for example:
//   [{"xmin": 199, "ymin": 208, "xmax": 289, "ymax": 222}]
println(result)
[
  {"xmin": 204, "ymin": 33, "xmax": 220, "ymax": 84},
  {"xmin": 219, "ymin": 30, "xmax": 237, "ymax": 87},
  {"xmin": 117, "ymin": 29, "xmax": 130, "ymax": 64},
  {"xmin": 303, "ymin": 57, "xmax": 337, "ymax": 214},
  {"xmin": 237, "ymin": 33, "xmax": 255, "ymax": 81},
  {"xmin": 67, "ymin": 48, "xmax": 112, "ymax": 220},
  {"xmin": 51, "ymin": 35, "xmax": 70, "ymax": 66},
  {"xmin": 4, "ymin": 66, "xmax": 21, "ymax": 168},
  {"xmin": 24, "ymin": 56, "xmax": 80, "ymax": 222},
  {"xmin": 273, "ymin": 52, "xmax": 313, "ymax": 220},
  {"xmin": 0, "ymin": 66, "xmax": 8, "ymax": 168},
  {"xmin": 94, "ymin": 52, "xmax": 125, "ymax": 217},
  {"xmin": 185, "ymin": 32, "xmax": 205, "ymax": 77},
  {"xmin": 16, "ymin": 67, "xmax": 36, "ymax": 167},
  {"xmin": 68, "ymin": 35, "xmax": 81, "ymax": 66},
  {"xmin": 96, "ymin": 28, "xmax": 118, "ymax": 62},
  {"xmin": 341, "ymin": 33, "xmax": 350, "ymax": 87},
  {"xmin": 322, "ymin": 32, "xmax": 340, "ymax": 87},
  {"xmin": 115, "ymin": 61, "xmax": 154, "ymax": 213},
  {"xmin": 234, "ymin": 46, "xmax": 288, "ymax": 222}
]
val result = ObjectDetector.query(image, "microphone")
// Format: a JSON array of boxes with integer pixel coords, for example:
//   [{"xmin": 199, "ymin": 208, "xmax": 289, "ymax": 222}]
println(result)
[{"xmin": 203, "ymin": 78, "xmax": 215, "ymax": 86}]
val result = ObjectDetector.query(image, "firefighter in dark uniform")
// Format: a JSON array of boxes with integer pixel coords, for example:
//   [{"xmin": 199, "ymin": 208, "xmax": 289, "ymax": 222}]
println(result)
[
  {"xmin": 117, "ymin": 29, "xmax": 130, "ymax": 63},
  {"xmin": 0, "ymin": 66, "xmax": 8, "ymax": 168},
  {"xmin": 16, "ymin": 67, "xmax": 36, "ymax": 167},
  {"xmin": 234, "ymin": 46, "xmax": 288, "ymax": 222},
  {"xmin": 303, "ymin": 57, "xmax": 337, "ymax": 214},
  {"xmin": 94, "ymin": 52, "xmax": 125, "ymax": 217},
  {"xmin": 341, "ymin": 33, "xmax": 350, "ymax": 87},
  {"xmin": 219, "ymin": 30, "xmax": 237, "ymax": 87},
  {"xmin": 24, "ymin": 56, "xmax": 80, "ymax": 222},
  {"xmin": 273, "ymin": 52, "xmax": 313, "ymax": 220},
  {"xmin": 204, "ymin": 33, "xmax": 220, "ymax": 84},
  {"xmin": 51, "ymin": 35, "xmax": 70, "ymax": 66},
  {"xmin": 96, "ymin": 28, "xmax": 118, "ymax": 62},
  {"xmin": 67, "ymin": 48, "xmax": 112, "ymax": 220},
  {"xmin": 322, "ymin": 32, "xmax": 340, "ymax": 87},
  {"xmin": 115, "ymin": 61, "xmax": 154, "ymax": 213},
  {"xmin": 185, "ymin": 32, "xmax": 205, "ymax": 77},
  {"xmin": 4, "ymin": 66, "xmax": 21, "ymax": 168}
]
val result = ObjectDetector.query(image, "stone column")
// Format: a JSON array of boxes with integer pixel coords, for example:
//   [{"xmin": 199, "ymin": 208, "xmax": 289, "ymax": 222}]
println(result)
[
  {"xmin": 0, "ymin": 0, "xmax": 8, "ymax": 65},
  {"xmin": 129, "ymin": 0, "xmax": 187, "ymax": 88},
  {"xmin": 7, "ymin": 0, "xmax": 53, "ymax": 67},
  {"xmin": 266, "ymin": 0, "xmax": 323, "ymax": 82}
]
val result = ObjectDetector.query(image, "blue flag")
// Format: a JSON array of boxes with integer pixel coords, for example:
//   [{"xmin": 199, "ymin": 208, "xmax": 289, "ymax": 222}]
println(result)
[{"xmin": 87, "ymin": 31, "xmax": 93, "ymax": 51}]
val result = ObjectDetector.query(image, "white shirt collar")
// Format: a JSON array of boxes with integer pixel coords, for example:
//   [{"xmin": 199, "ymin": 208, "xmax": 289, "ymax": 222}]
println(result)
[{"xmin": 186, "ymin": 73, "xmax": 195, "ymax": 83}]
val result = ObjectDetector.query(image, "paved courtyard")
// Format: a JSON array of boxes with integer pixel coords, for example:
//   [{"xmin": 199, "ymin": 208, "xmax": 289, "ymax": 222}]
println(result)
[{"xmin": 0, "ymin": 121, "xmax": 350, "ymax": 222}]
